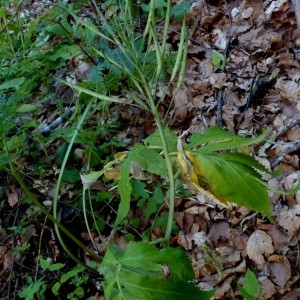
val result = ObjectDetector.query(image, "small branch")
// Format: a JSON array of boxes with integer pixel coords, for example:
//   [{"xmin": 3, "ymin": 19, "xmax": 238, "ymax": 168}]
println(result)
[
  {"xmin": 217, "ymin": 89, "xmax": 223, "ymax": 127},
  {"xmin": 271, "ymin": 140, "xmax": 300, "ymax": 168},
  {"xmin": 274, "ymin": 119, "xmax": 300, "ymax": 142},
  {"xmin": 40, "ymin": 106, "xmax": 75, "ymax": 135}
]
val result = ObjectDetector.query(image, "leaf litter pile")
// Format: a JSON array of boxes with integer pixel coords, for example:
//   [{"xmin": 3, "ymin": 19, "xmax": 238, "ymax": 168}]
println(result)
[{"xmin": 1, "ymin": 0, "xmax": 300, "ymax": 299}]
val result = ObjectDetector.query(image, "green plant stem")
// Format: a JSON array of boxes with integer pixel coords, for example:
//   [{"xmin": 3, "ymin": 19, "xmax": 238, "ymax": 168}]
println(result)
[
  {"xmin": 143, "ymin": 83, "xmax": 175, "ymax": 243},
  {"xmin": 10, "ymin": 165, "xmax": 100, "ymax": 273},
  {"xmin": 52, "ymin": 100, "xmax": 101, "ymax": 271}
]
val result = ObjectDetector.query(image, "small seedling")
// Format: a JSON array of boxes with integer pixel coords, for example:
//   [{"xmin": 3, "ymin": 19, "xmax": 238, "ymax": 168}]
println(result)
[{"xmin": 238, "ymin": 269, "xmax": 262, "ymax": 300}]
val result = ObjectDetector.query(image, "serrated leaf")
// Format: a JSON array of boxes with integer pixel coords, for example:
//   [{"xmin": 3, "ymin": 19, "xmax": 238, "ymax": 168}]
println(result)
[
  {"xmin": 187, "ymin": 151, "xmax": 272, "ymax": 220},
  {"xmin": 144, "ymin": 127, "xmax": 177, "ymax": 152},
  {"xmin": 213, "ymin": 152, "xmax": 271, "ymax": 177},
  {"xmin": 99, "ymin": 242, "xmax": 214, "ymax": 300},
  {"xmin": 185, "ymin": 126, "xmax": 270, "ymax": 152},
  {"xmin": 110, "ymin": 271, "xmax": 214, "ymax": 300},
  {"xmin": 178, "ymin": 146, "xmax": 232, "ymax": 208}
]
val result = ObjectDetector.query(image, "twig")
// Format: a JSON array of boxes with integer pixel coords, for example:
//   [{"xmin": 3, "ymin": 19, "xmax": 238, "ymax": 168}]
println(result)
[
  {"xmin": 235, "ymin": 76, "xmax": 256, "ymax": 131},
  {"xmin": 51, "ymin": 17, "xmax": 97, "ymax": 65},
  {"xmin": 0, "ymin": 0, "xmax": 26, "ymax": 34},
  {"xmin": 215, "ymin": 16, "xmax": 233, "ymax": 128},
  {"xmin": 271, "ymin": 140, "xmax": 300, "ymax": 168},
  {"xmin": 274, "ymin": 119, "xmax": 300, "ymax": 141},
  {"xmin": 217, "ymin": 89, "xmax": 224, "ymax": 127},
  {"xmin": 40, "ymin": 106, "xmax": 75, "ymax": 135}
]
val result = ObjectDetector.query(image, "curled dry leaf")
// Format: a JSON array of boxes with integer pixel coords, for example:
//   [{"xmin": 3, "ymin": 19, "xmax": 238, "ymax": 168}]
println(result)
[{"xmin": 246, "ymin": 230, "xmax": 274, "ymax": 264}]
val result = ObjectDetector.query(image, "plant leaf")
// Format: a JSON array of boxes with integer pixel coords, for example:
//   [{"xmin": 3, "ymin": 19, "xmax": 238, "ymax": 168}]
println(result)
[
  {"xmin": 238, "ymin": 269, "xmax": 261, "ymax": 300},
  {"xmin": 178, "ymin": 146, "xmax": 232, "ymax": 208},
  {"xmin": 132, "ymin": 143, "xmax": 167, "ymax": 175},
  {"xmin": 144, "ymin": 127, "xmax": 177, "ymax": 152},
  {"xmin": 185, "ymin": 126, "xmax": 270, "ymax": 152},
  {"xmin": 116, "ymin": 152, "xmax": 133, "ymax": 225},
  {"xmin": 186, "ymin": 151, "xmax": 272, "ymax": 220},
  {"xmin": 0, "ymin": 77, "xmax": 25, "ymax": 90},
  {"xmin": 99, "ymin": 242, "xmax": 214, "ymax": 300}
]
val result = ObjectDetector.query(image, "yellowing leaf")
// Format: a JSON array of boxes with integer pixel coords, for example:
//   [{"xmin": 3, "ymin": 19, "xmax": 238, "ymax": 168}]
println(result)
[
  {"xmin": 104, "ymin": 167, "xmax": 121, "ymax": 180},
  {"xmin": 186, "ymin": 151, "xmax": 272, "ymax": 220},
  {"xmin": 177, "ymin": 142, "xmax": 232, "ymax": 209}
]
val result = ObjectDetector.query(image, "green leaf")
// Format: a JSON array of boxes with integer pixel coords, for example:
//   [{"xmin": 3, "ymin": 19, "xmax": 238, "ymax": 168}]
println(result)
[
  {"xmin": 106, "ymin": 271, "xmax": 214, "ymax": 300},
  {"xmin": 144, "ymin": 127, "xmax": 177, "ymax": 152},
  {"xmin": 145, "ymin": 186, "xmax": 164, "ymax": 216},
  {"xmin": 60, "ymin": 265, "xmax": 84, "ymax": 284},
  {"xmin": 186, "ymin": 126, "xmax": 270, "ymax": 152},
  {"xmin": 96, "ymin": 190, "xmax": 113, "ymax": 202},
  {"xmin": 238, "ymin": 269, "xmax": 261, "ymax": 300},
  {"xmin": 170, "ymin": 2, "xmax": 191, "ymax": 19},
  {"xmin": 215, "ymin": 152, "xmax": 271, "ymax": 176},
  {"xmin": 142, "ymin": 0, "xmax": 168, "ymax": 12},
  {"xmin": 18, "ymin": 278, "xmax": 45, "ymax": 300},
  {"xmin": 211, "ymin": 50, "xmax": 226, "ymax": 70},
  {"xmin": 62, "ymin": 168, "xmax": 81, "ymax": 183},
  {"xmin": 46, "ymin": 44, "xmax": 80, "ymax": 61},
  {"xmin": 153, "ymin": 213, "xmax": 178, "ymax": 234},
  {"xmin": 116, "ymin": 152, "xmax": 133, "ymax": 225},
  {"xmin": 99, "ymin": 242, "xmax": 214, "ymax": 300},
  {"xmin": 132, "ymin": 144, "xmax": 167, "ymax": 175},
  {"xmin": 52, "ymin": 282, "xmax": 61, "ymax": 296},
  {"xmin": 16, "ymin": 104, "xmax": 38, "ymax": 113},
  {"xmin": 0, "ymin": 77, "xmax": 25, "ymax": 90},
  {"xmin": 190, "ymin": 151, "xmax": 272, "ymax": 220},
  {"xmin": 38, "ymin": 254, "xmax": 66, "ymax": 272},
  {"xmin": 132, "ymin": 179, "xmax": 150, "ymax": 203}
]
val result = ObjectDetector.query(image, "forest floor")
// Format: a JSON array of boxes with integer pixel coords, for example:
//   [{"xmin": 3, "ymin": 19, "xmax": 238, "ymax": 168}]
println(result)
[{"xmin": 1, "ymin": 0, "xmax": 300, "ymax": 299}]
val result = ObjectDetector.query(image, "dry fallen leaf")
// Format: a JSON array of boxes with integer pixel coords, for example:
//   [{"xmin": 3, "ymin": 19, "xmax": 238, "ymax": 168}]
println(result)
[
  {"xmin": 275, "ymin": 77, "xmax": 300, "ymax": 105},
  {"xmin": 268, "ymin": 256, "xmax": 291, "ymax": 287},
  {"xmin": 246, "ymin": 230, "xmax": 274, "ymax": 264},
  {"xmin": 277, "ymin": 205, "xmax": 300, "ymax": 236},
  {"xmin": 260, "ymin": 278, "xmax": 276, "ymax": 299}
]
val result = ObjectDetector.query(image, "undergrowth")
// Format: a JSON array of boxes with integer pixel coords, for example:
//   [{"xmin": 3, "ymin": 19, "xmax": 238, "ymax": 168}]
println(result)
[{"xmin": 0, "ymin": 1, "xmax": 298, "ymax": 299}]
